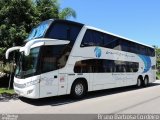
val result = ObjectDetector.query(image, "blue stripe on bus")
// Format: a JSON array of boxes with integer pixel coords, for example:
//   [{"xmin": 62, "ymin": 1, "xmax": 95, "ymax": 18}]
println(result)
[{"xmin": 138, "ymin": 55, "xmax": 151, "ymax": 73}]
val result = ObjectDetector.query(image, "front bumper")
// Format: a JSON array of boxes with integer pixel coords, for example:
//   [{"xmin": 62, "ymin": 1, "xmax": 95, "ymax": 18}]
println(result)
[{"xmin": 14, "ymin": 83, "xmax": 40, "ymax": 99}]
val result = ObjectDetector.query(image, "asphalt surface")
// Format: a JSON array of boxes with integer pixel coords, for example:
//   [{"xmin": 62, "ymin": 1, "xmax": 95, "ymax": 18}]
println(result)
[{"xmin": 0, "ymin": 80, "xmax": 160, "ymax": 114}]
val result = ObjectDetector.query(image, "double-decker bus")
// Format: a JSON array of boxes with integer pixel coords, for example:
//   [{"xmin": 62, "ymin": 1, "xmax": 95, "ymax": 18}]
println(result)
[{"xmin": 6, "ymin": 19, "xmax": 156, "ymax": 99}]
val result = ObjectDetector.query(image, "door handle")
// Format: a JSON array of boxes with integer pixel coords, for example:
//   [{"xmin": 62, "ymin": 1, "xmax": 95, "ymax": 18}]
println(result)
[{"xmin": 54, "ymin": 75, "xmax": 57, "ymax": 78}]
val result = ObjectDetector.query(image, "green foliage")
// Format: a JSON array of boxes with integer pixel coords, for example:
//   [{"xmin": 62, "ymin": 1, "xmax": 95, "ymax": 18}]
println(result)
[
  {"xmin": 156, "ymin": 47, "xmax": 160, "ymax": 72},
  {"xmin": 0, "ymin": 0, "xmax": 76, "ymax": 62},
  {"xmin": 0, "ymin": 88, "xmax": 15, "ymax": 94},
  {"xmin": 156, "ymin": 72, "xmax": 160, "ymax": 80},
  {"xmin": 154, "ymin": 46, "xmax": 160, "ymax": 79},
  {"xmin": 59, "ymin": 7, "xmax": 77, "ymax": 20},
  {"xmin": 0, "ymin": 62, "xmax": 14, "ymax": 74},
  {"xmin": 36, "ymin": 0, "xmax": 59, "ymax": 21},
  {"xmin": 0, "ymin": 0, "xmax": 38, "ymax": 61},
  {"xmin": 35, "ymin": 0, "xmax": 76, "ymax": 20}
]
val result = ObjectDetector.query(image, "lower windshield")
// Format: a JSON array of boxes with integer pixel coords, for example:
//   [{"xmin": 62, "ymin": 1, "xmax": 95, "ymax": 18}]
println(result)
[{"xmin": 15, "ymin": 47, "xmax": 40, "ymax": 78}]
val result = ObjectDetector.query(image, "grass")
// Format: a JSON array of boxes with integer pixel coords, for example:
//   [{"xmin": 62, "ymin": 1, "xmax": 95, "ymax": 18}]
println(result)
[
  {"xmin": 0, "ymin": 88, "xmax": 15, "ymax": 94},
  {"xmin": 156, "ymin": 72, "xmax": 160, "ymax": 80}
]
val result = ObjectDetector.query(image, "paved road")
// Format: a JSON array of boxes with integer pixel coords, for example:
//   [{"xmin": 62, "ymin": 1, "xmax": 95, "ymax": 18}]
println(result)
[{"xmin": 0, "ymin": 81, "xmax": 160, "ymax": 114}]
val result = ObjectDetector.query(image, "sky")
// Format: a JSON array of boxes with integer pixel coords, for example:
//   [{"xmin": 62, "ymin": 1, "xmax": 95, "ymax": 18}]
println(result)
[{"xmin": 60, "ymin": 0, "xmax": 160, "ymax": 47}]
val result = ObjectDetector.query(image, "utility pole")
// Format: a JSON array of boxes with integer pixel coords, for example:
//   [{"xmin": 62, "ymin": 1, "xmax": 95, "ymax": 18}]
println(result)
[{"xmin": 8, "ymin": 43, "xmax": 15, "ymax": 89}]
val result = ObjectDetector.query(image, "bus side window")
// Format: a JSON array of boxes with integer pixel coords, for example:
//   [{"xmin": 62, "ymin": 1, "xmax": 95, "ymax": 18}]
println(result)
[
  {"xmin": 92, "ymin": 31, "xmax": 104, "ymax": 46},
  {"xmin": 81, "ymin": 30, "xmax": 93, "ymax": 47},
  {"xmin": 81, "ymin": 29, "xmax": 104, "ymax": 47},
  {"xmin": 41, "ymin": 46, "xmax": 57, "ymax": 73}
]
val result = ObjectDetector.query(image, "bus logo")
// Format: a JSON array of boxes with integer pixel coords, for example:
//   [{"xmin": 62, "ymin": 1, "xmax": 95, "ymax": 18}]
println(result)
[{"xmin": 94, "ymin": 47, "xmax": 102, "ymax": 58}]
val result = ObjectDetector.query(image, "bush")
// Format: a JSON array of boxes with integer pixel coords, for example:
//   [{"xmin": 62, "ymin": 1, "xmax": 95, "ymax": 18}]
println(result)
[
  {"xmin": 0, "ymin": 62, "xmax": 15, "ymax": 88},
  {"xmin": 0, "ymin": 62, "xmax": 14, "ymax": 74},
  {"xmin": 156, "ymin": 72, "xmax": 160, "ymax": 80}
]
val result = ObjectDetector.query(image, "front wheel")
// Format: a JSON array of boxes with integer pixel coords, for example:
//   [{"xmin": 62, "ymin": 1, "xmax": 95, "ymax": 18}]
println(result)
[{"xmin": 71, "ymin": 81, "xmax": 87, "ymax": 99}]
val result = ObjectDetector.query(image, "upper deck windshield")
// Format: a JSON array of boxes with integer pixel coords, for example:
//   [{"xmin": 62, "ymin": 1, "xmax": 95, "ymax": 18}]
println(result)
[
  {"xmin": 26, "ymin": 19, "xmax": 53, "ymax": 41},
  {"xmin": 26, "ymin": 20, "xmax": 83, "ymax": 44}
]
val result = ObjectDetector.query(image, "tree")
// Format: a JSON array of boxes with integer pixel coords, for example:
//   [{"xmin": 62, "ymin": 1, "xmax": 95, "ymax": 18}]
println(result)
[
  {"xmin": 0, "ymin": 0, "xmax": 38, "ymax": 61},
  {"xmin": 0, "ymin": 0, "xmax": 76, "ymax": 62},
  {"xmin": 0, "ymin": 0, "xmax": 77, "ymax": 88},
  {"xmin": 58, "ymin": 7, "xmax": 76, "ymax": 20},
  {"xmin": 35, "ymin": 0, "xmax": 76, "ymax": 21},
  {"xmin": 156, "ymin": 47, "xmax": 160, "ymax": 70}
]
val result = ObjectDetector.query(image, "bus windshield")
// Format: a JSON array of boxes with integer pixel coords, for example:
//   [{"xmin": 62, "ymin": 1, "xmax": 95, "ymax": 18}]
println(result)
[
  {"xmin": 15, "ymin": 47, "xmax": 40, "ymax": 78},
  {"xmin": 15, "ymin": 44, "xmax": 70, "ymax": 78},
  {"xmin": 26, "ymin": 20, "xmax": 53, "ymax": 41}
]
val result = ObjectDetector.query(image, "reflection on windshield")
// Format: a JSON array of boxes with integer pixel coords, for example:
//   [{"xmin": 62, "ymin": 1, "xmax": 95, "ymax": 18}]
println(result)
[
  {"xmin": 27, "ymin": 20, "xmax": 53, "ymax": 41},
  {"xmin": 15, "ymin": 47, "xmax": 40, "ymax": 78}
]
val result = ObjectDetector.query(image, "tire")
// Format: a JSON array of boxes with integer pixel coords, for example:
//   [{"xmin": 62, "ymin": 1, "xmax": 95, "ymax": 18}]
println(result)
[
  {"xmin": 71, "ymin": 80, "xmax": 87, "ymax": 99},
  {"xmin": 137, "ymin": 78, "xmax": 142, "ymax": 87},
  {"xmin": 143, "ymin": 76, "xmax": 149, "ymax": 87}
]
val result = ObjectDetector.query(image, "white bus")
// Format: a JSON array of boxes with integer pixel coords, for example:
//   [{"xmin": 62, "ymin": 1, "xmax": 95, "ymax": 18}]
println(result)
[{"xmin": 6, "ymin": 19, "xmax": 156, "ymax": 99}]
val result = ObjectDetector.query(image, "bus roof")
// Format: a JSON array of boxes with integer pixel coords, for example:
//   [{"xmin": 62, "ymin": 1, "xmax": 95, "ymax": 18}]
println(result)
[
  {"xmin": 85, "ymin": 25, "xmax": 154, "ymax": 49},
  {"xmin": 26, "ymin": 19, "xmax": 154, "ymax": 49}
]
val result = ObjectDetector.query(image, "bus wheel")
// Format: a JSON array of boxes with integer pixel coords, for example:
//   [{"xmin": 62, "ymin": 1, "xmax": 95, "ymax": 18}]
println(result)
[
  {"xmin": 143, "ymin": 76, "xmax": 149, "ymax": 87},
  {"xmin": 71, "ymin": 80, "xmax": 87, "ymax": 99},
  {"xmin": 137, "ymin": 77, "xmax": 142, "ymax": 87}
]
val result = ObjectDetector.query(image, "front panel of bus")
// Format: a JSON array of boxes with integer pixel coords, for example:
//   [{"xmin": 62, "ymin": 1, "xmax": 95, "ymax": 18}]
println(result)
[{"xmin": 13, "ymin": 20, "xmax": 83, "ymax": 98}]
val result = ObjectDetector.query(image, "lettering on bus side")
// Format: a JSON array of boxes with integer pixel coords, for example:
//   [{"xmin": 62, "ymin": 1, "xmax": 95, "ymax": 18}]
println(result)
[{"xmin": 41, "ymin": 77, "xmax": 54, "ymax": 86}]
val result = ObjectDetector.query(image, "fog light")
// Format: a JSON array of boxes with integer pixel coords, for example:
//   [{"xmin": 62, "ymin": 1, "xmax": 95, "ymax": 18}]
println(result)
[{"xmin": 27, "ymin": 89, "xmax": 33, "ymax": 94}]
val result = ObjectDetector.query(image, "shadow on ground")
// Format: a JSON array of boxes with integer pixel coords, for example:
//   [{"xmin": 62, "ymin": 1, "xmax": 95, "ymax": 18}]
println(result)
[
  {"xmin": 0, "ymin": 93, "xmax": 19, "ymax": 102},
  {"xmin": 19, "ymin": 82, "xmax": 160, "ymax": 106},
  {"xmin": 0, "ymin": 74, "xmax": 14, "ymax": 88}
]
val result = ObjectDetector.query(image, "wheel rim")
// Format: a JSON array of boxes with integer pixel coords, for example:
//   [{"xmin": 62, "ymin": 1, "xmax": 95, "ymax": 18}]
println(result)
[
  {"xmin": 137, "ymin": 79, "xmax": 141, "ymax": 86},
  {"xmin": 75, "ymin": 83, "xmax": 84, "ymax": 96},
  {"xmin": 144, "ymin": 78, "xmax": 148, "ymax": 85}
]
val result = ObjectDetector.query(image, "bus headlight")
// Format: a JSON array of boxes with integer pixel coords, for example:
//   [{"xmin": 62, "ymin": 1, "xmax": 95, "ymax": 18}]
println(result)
[{"xmin": 26, "ymin": 79, "xmax": 39, "ymax": 87}]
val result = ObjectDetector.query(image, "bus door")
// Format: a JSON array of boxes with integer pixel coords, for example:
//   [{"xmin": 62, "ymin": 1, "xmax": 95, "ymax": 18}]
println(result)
[
  {"xmin": 58, "ymin": 73, "xmax": 68, "ymax": 95},
  {"xmin": 40, "ymin": 70, "xmax": 59, "ymax": 98}
]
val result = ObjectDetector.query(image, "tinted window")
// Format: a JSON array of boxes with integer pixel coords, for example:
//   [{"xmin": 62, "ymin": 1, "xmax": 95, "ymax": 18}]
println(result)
[
  {"xmin": 80, "ymin": 29, "xmax": 155, "ymax": 57},
  {"xmin": 103, "ymin": 34, "xmax": 117, "ymax": 48},
  {"xmin": 81, "ymin": 30, "xmax": 104, "ymax": 47},
  {"xmin": 107, "ymin": 38, "xmax": 121, "ymax": 50},
  {"xmin": 45, "ymin": 21, "xmax": 82, "ymax": 45},
  {"xmin": 120, "ymin": 39, "xmax": 130, "ymax": 52},
  {"xmin": 74, "ymin": 59, "xmax": 139, "ymax": 73},
  {"xmin": 92, "ymin": 31, "xmax": 104, "ymax": 46},
  {"xmin": 40, "ymin": 45, "xmax": 70, "ymax": 73},
  {"xmin": 81, "ymin": 30, "xmax": 121, "ymax": 50},
  {"xmin": 47, "ymin": 23, "xmax": 69, "ymax": 40},
  {"xmin": 80, "ymin": 30, "xmax": 93, "ymax": 46},
  {"xmin": 150, "ymin": 48, "xmax": 155, "ymax": 56}
]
